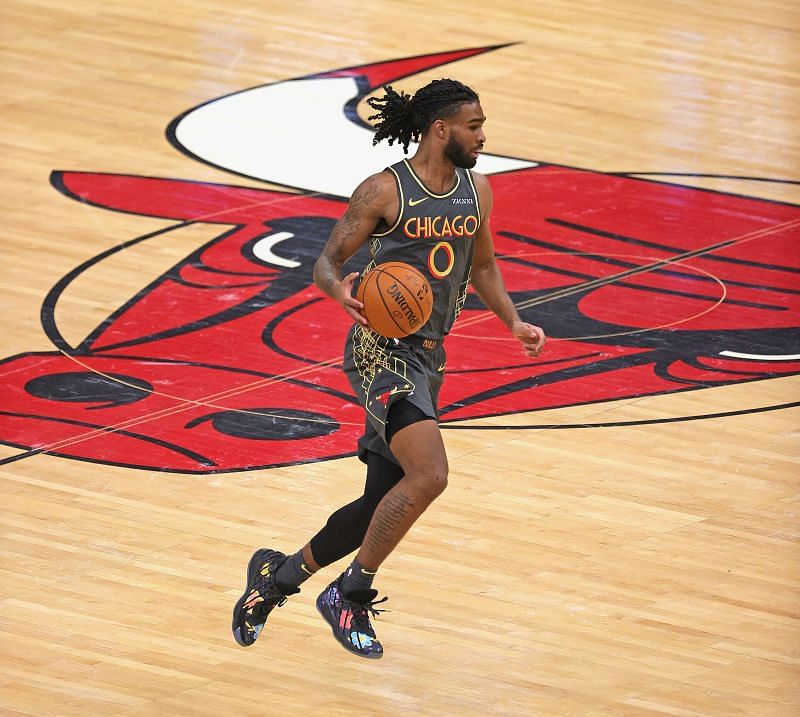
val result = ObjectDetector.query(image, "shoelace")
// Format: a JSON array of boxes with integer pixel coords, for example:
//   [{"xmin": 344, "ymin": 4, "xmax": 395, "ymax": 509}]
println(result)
[
  {"xmin": 251, "ymin": 594, "xmax": 287, "ymax": 619},
  {"xmin": 349, "ymin": 596, "xmax": 389, "ymax": 632}
]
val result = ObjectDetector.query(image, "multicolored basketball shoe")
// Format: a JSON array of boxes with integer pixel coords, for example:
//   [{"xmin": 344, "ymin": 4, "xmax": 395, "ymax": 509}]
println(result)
[
  {"xmin": 316, "ymin": 575, "xmax": 388, "ymax": 659},
  {"xmin": 232, "ymin": 548, "xmax": 299, "ymax": 647}
]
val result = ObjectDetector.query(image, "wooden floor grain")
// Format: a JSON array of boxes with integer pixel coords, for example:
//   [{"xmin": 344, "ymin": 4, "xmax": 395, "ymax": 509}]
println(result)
[{"xmin": 1, "ymin": 0, "xmax": 798, "ymax": 715}]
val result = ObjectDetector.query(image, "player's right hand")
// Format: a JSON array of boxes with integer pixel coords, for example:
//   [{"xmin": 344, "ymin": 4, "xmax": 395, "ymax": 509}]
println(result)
[{"xmin": 335, "ymin": 271, "xmax": 368, "ymax": 326}]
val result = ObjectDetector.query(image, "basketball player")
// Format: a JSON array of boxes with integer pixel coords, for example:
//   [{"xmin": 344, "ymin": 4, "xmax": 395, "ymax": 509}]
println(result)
[{"xmin": 232, "ymin": 79, "xmax": 546, "ymax": 658}]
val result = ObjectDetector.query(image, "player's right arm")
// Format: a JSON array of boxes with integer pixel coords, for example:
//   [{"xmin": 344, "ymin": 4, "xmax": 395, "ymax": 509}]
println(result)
[{"xmin": 313, "ymin": 171, "xmax": 396, "ymax": 325}]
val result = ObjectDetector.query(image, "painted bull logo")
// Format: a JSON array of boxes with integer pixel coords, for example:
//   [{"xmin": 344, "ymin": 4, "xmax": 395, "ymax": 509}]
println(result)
[{"xmin": 1, "ymin": 46, "xmax": 798, "ymax": 472}]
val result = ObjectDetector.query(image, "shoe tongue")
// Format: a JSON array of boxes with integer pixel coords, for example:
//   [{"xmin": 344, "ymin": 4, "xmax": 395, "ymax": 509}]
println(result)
[{"xmin": 344, "ymin": 588, "xmax": 378, "ymax": 603}]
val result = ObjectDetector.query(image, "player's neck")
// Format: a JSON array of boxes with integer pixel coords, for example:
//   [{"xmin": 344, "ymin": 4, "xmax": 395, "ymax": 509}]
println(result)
[{"xmin": 408, "ymin": 149, "xmax": 457, "ymax": 195}]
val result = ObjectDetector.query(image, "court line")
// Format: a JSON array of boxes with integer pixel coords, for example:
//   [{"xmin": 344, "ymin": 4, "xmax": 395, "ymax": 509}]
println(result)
[
  {"xmin": 26, "ymin": 247, "xmax": 728, "ymax": 452},
  {"xmin": 456, "ymin": 216, "xmax": 800, "ymax": 330},
  {"xmin": 440, "ymin": 400, "xmax": 800, "ymax": 430},
  {"xmin": 451, "ymin": 252, "xmax": 728, "ymax": 342},
  {"xmin": 3, "ymin": 214, "xmax": 798, "ymax": 465}
]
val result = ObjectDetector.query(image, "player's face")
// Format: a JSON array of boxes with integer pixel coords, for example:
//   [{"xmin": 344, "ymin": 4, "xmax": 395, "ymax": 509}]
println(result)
[{"xmin": 444, "ymin": 101, "xmax": 486, "ymax": 169}]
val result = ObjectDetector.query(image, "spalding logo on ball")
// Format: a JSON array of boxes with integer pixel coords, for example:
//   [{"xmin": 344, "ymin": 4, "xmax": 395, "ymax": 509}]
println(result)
[{"xmin": 356, "ymin": 262, "xmax": 433, "ymax": 338}]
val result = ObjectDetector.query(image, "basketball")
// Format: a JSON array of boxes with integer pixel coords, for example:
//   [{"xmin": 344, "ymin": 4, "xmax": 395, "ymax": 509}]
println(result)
[{"xmin": 356, "ymin": 262, "xmax": 433, "ymax": 338}]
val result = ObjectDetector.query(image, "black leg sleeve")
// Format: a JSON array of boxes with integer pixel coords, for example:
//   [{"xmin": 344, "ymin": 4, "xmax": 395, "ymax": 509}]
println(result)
[{"xmin": 309, "ymin": 451, "xmax": 404, "ymax": 568}]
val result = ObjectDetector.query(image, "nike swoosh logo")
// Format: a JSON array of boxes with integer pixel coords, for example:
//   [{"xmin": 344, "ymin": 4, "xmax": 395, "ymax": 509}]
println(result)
[
  {"xmin": 437, "ymin": 363, "xmax": 446, "ymax": 372},
  {"xmin": 408, "ymin": 196, "xmax": 428, "ymax": 207}
]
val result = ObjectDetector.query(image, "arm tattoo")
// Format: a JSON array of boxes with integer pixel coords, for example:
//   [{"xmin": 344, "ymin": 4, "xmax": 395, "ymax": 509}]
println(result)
[
  {"xmin": 314, "ymin": 176, "xmax": 383, "ymax": 296},
  {"xmin": 350, "ymin": 175, "xmax": 381, "ymax": 210}
]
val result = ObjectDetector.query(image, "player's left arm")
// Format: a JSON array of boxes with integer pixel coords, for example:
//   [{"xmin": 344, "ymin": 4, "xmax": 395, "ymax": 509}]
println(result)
[{"xmin": 469, "ymin": 172, "xmax": 546, "ymax": 358}]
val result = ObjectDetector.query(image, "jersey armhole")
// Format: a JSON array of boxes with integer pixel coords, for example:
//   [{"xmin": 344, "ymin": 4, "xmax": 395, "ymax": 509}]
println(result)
[
  {"xmin": 371, "ymin": 166, "xmax": 404, "ymax": 237},
  {"xmin": 466, "ymin": 169, "xmax": 481, "ymax": 226}
]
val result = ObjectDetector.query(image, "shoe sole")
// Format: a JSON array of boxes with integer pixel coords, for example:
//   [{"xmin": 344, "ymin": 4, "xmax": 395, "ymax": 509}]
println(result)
[
  {"xmin": 231, "ymin": 548, "xmax": 274, "ymax": 647},
  {"xmin": 315, "ymin": 595, "xmax": 383, "ymax": 660}
]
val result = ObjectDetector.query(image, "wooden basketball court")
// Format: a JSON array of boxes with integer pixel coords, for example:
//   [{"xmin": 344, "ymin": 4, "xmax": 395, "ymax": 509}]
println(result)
[{"xmin": 1, "ymin": 1, "xmax": 798, "ymax": 715}]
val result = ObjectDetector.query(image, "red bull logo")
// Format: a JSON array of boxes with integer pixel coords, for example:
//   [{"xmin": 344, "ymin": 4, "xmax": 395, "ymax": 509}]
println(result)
[{"xmin": 0, "ymin": 45, "xmax": 796, "ymax": 473}]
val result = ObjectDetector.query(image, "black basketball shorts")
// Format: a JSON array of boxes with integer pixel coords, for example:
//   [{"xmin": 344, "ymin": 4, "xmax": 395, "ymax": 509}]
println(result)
[{"xmin": 343, "ymin": 324, "xmax": 445, "ymax": 465}]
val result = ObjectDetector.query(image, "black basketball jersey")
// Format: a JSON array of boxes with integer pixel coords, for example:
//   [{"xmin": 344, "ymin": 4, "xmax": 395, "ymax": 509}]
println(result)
[{"xmin": 364, "ymin": 159, "xmax": 481, "ymax": 341}]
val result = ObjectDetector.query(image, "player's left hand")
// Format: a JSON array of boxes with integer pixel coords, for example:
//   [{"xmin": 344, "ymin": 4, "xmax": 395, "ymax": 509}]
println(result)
[{"xmin": 511, "ymin": 321, "xmax": 546, "ymax": 358}]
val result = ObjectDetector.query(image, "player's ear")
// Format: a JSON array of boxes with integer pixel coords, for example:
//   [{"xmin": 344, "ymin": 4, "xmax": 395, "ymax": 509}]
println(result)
[{"xmin": 432, "ymin": 118, "xmax": 448, "ymax": 140}]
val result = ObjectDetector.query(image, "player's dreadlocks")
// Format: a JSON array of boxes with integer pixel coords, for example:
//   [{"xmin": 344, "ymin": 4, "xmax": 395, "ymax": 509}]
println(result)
[{"xmin": 367, "ymin": 79, "xmax": 480, "ymax": 154}]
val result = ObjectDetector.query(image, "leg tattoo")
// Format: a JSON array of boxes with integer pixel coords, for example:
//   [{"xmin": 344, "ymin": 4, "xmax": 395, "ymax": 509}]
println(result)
[{"xmin": 361, "ymin": 488, "xmax": 417, "ymax": 561}]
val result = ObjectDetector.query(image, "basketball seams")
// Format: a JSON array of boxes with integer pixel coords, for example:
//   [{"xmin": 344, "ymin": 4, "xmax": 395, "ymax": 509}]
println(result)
[
  {"xmin": 397, "ymin": 276, "xmax": 425, "ymax": 320},
  {"xmin": 357, "ymin": 270, "xmax": 378, "ymax": 328},
  {"xmin": 376, "ymin": 268, "xmax": 426, "ymax": 334},
  {"xmin": 380, "ymin": 269, "xmax": 425, "ymax": 319},
  {"xmin": 374, "ymin": 268, "xmax": 408, "ymax": 335},
  {"xmin": 359, "ymin": 262, "xmax": 433, "ymax": 338}
]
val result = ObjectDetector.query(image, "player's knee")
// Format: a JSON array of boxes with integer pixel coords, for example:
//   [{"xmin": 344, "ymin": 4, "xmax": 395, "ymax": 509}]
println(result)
[
  {"xmin": 409, "ymin": 461, "xmax": 448, "ymax": 502},
  {"xmin": 427, "ymin": 469, "xmax": 448, "ymax": 500}
]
